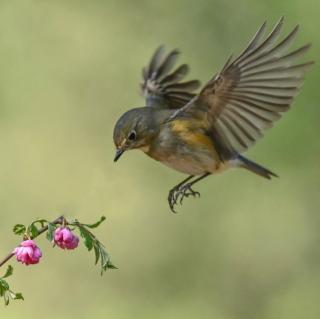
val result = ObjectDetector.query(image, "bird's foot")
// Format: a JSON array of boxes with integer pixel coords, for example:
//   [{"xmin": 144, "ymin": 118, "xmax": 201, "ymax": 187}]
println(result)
[
  {"xmin": 176, "ymin": 183, "xmax": 201, "ymax": 204},
  {"xmin": 168, "ymin": 183, "xmax": 200, "ymax": 213}
]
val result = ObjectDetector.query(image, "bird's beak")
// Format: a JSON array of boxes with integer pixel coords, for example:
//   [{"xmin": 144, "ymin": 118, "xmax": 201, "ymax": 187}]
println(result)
[{"xmin": 114, "ymin": 148, "xmax": 125, "ymax": 162}]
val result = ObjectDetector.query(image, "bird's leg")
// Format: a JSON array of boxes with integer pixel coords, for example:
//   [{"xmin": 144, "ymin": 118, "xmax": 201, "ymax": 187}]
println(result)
[
  {"xmin": 168, "ymin": 173, "xmax": 211, "ymax": 212},
  {"xmin": 168, "ymin": 175, "xmax": 194, "ymax": 213},
  {"xmin": 176, "ymin": 173, "xmax": 211, "ymax": 205}
]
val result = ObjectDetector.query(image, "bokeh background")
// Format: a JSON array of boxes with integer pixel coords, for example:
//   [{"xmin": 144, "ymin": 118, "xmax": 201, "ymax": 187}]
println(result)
[{"xmin": 0, "ymin": 0, "xmax": 319, "ymax": 318}]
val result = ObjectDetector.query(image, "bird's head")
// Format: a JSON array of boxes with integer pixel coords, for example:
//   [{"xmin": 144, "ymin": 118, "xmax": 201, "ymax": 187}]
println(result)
[{"xmin": 113, "ymin": 107, "xmax": 155, "ymax": 162}]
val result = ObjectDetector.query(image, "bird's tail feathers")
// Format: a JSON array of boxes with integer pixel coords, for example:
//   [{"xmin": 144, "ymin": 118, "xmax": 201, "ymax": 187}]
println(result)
[{"xmin": 235, "ymin": 155, "xmax": 278, "ymax": 179}]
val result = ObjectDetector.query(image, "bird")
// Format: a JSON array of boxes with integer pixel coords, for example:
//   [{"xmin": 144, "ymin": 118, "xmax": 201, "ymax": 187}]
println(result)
[{"xmin": 113, "ymin": 17, "xmax": 313, "ymax": 212}]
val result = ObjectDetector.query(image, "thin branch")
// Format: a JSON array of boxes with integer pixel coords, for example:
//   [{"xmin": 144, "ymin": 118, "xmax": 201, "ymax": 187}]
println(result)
[
  {"xmin": 0, "ymin": 253, "xmax": 15, "ymax": 268},
  {"xmin": 0, "ymin": 215, "xmax": 64, "ymax": 269}
]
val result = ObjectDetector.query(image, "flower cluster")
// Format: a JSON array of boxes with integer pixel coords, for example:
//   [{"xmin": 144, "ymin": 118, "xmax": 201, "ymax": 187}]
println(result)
[
  {"xmin": 0, "ymin": 215, "xmax": 115, "ymax": 305},
  {"xmin": 12, "ymin": 227, "xmax": 79, "ymax": 265}
]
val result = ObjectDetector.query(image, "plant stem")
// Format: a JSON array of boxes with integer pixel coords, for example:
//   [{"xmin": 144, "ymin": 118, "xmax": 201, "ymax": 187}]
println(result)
[
  {"xmin": 0, "ymin": 215, "xmax": 64, "ymax": 269},
  {"xmin": 0, "ymin": 253, "xmax": 15, "ymax": 268}
]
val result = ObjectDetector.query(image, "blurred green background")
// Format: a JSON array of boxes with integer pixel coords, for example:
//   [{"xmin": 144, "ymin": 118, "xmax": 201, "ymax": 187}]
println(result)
[{"xmin": 0, "ymin": 0, "xmax": 319, "ymax": 318}]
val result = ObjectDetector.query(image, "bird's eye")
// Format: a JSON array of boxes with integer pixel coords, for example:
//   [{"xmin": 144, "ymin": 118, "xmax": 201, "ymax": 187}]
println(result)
[{"xmin": 128, "ymin": 131, "xmax": 136, "ymax": 141}]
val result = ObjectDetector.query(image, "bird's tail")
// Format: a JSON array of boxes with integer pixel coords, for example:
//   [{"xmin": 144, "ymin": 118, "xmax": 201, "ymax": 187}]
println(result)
[{"xmin": 236, "ymin": 155, "xmax": 278, "ymax": 179}]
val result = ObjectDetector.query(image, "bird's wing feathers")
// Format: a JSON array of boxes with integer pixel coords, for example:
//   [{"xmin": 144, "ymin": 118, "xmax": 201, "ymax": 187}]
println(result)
[
  {"xmin": 140, "ymin": 45, "xmax": 201, "ymax": 109},
  {"xmin": 172, "ymin": 17, "xmax": 313, "ymax": 160}
]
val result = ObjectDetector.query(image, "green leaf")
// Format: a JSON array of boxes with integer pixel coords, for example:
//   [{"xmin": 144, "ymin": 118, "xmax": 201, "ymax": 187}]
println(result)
[
  {"xmin": 4, "ymin": 292, "xmax": 9, "ymax": 305},
  {"xmin": 93, "ymin": 243, "xmax": 100, "ymax": 265},
  {"xmin": 12, "ymin": 292, "xmax": 24, "ymax": 300},
  {"xmin": 82, "ymin": 216, "xmax": 106, "ymax": 229},
  {"xmin": 28, "ymin": 223, "xmax": 39, "ymax": 238},
  {"xmin": 0, "ymin": 278, "xmax": 10, "ymax": 305},
  {"xmin": 106, "ymin": 261, "xmax": 117, "ymax": 269},
  {"xmin": 0, "ymin": 279, "xmax": 9, "ymax": 291},
  {"xmin": 9, "ymin": 291, "xmax": 24, "ymax": 301},
  {"xmin": 27, "ymin": 219, "xmax": 49, "ymax": 238},
  {"xmin": 13, "ymin": 224, "xmax": 26, "ymax": 236},
  {"xmin": 78, "ymin": 226, "xmax": 94, "ymax": 251},
  {"xmin": 2, "ymin": 265, "xmax": 13, "ymax": 279},
  {"xmin": 34, "ymin": 219, "xmax": 47, "ymax": 228},
  {"xmin": 46, "ymin": 223, "xmax": 56, "ymax": 242},
  {"xmin": 97, "ymin": 242, "xmax": 117, "ymax": 274},
  {"xmin": 0, "ymin": 283, "xmax": 4, "ymax": 297}
]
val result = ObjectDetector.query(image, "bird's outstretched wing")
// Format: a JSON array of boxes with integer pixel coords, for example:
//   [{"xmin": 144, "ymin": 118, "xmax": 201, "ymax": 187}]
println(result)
[
  {"xmin": 172, "ymin": 17, "xmax": 313, "ymax": 160},
  {"xmin": 140, "ymin": 45, "xmax": 201, "ymax": 109}
]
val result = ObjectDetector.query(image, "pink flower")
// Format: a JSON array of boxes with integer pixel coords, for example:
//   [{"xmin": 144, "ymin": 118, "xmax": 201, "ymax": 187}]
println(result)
[
  {"xmin": 54, "ymin": 227, "xmax": 79, "ymax": 250},
  {"xmin": 13, "ymin": 240, "xmax": 42, "ymax": 265}
]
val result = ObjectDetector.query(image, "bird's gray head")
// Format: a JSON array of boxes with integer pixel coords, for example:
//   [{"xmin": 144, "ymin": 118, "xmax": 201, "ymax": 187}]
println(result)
[{"xmin": 113, "ymin": 107, "xmax": 155, "ymax": 162}]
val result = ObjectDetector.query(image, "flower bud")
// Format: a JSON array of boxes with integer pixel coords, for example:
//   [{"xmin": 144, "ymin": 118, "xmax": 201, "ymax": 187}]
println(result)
[
  {"xmin": 54, "ymin": 227, "xmax": 79, "ymax": 250},
  {"xmin": 13, "ymin": 240, "xmax": 42, "ymax": 265}
]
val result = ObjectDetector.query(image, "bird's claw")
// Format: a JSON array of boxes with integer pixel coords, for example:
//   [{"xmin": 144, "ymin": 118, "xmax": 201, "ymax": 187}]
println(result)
[
  {"xmin": 168, "ymin": 183, "xmax": 201, "ymax": 213},
  {"xmin": 177, "ymin": 184, "xmax": 200, "ymax": 204},
  {"xmin": 168, "ymin": 188, "xmax": 178, "ymax": 213}
]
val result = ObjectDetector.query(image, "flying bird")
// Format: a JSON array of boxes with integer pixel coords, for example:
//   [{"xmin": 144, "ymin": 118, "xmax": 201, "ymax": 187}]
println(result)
[{"xmin": 113, "ymin": 17, "xmax": 313, "ymax": 212}]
